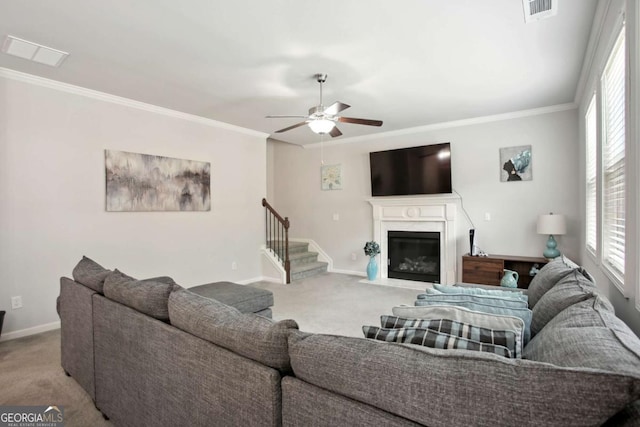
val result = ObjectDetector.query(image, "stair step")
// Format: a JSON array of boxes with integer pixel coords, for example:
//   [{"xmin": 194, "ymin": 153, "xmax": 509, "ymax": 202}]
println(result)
[
  {"xmin": 288, "ymin": 251, "xmax": 319, "ymax": 266},
  {"xmin": 291, "ymin": 261, "xmax": 328, "ymax": 281},
  {"xmin": 267, "ymin": 241, "xmax": 309, "ymax": 255}
]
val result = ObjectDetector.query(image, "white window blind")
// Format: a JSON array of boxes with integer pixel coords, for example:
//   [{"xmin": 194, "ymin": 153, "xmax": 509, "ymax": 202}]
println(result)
[
  {"xmin": 601, "ymin": 27, "xmax": 626, "ymax": 282},
  {"xmin": 585, "ymin": 95, "xmax": 597, "ymax": 254}
]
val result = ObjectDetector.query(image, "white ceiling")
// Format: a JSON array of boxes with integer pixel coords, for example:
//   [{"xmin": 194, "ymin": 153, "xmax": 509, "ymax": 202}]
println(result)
[{"xmin": 0, "ymin": 0, "xmax": 598, "ymax": 146}]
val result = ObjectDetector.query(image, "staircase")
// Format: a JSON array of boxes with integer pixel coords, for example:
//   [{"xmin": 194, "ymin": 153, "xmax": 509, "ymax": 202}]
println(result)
[{"xmin": 269, "ymin": 241, "xmax": 328, "ymax": 281}]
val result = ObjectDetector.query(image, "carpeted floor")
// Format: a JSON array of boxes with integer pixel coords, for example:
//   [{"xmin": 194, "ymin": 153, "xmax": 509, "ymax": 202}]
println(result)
[{"xmin": 0, "ymin": 272, "xmax": 421, "ymax": 426}]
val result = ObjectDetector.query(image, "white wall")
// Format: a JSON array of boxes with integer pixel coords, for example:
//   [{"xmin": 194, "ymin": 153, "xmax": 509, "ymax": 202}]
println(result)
[
  {"xmin": 0, "ymin": 72, "xmax": 268, "ymax": 338},
  {"xmin": 577, "ymin": 0, "xmax": 640, "ymax": 335},
  {"xmin": 269, "ymin": 108, "xmax": 580, "ymax": 278}
]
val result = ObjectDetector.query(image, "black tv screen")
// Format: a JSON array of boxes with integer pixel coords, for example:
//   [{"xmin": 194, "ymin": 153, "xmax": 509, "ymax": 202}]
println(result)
[{"xmin": 369, "ymin": 143, "xmax": 452, "ymax": 196}]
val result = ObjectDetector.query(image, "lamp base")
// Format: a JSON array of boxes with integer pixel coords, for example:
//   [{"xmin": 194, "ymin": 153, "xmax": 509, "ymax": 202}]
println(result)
[{"xmin": 543, "ymin": 235, "xmax": 561, "ymax": 259}]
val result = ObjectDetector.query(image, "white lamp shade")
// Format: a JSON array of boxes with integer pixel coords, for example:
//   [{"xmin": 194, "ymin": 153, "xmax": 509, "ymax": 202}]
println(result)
[
  {"xmin": 308, "ymin": 119, "xmax": 335, "ymax": 134},
  {"xmin": 537, "ymin": 214, "xmax": 567, "ymax": 235}
]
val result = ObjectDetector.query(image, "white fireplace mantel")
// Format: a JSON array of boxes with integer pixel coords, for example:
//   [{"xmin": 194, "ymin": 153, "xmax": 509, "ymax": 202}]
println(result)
[{"xmin": 368, "ymin": 195, "xmax": 459, "ymax": 285}]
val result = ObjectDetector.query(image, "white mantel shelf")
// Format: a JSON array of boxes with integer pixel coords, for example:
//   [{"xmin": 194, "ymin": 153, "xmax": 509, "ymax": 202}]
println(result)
[{"xmin": 368, "ymin": 195, "xmax": 459, "ymax": 286}]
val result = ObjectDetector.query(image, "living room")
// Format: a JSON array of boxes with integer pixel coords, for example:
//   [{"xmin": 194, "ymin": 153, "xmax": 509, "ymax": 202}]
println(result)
[{"xmin": 2, "ymin": 0, "xmax": 638, "ymax": 340}]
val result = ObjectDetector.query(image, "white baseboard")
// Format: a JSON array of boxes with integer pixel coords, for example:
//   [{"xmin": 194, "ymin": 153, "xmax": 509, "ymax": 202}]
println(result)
[{"xmin": 0, "ymin": 320, "xmax": 61, "ymax": 342}]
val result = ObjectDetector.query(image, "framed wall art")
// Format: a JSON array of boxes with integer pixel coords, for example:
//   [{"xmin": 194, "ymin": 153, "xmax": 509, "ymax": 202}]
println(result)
[
  {"xmin": 105, "ymin": 150, "xmax": 211, "ymax": 211},
  {"xmin": 321, "ymin": 164, "xmax": 342, "ymax": 190},
  {"xmin": 500, "ymin": 145, "xmax": 532, "ymax": 182}
]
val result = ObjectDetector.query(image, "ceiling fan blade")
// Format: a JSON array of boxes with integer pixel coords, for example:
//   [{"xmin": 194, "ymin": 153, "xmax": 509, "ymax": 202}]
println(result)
[
  {"xmin": 266, "ymin": 115, "xmax": 308, "ymax": 118},
  {"xmin": 337, "ymin": 117, "xmax": 383, "ymax": 127},
  {"xmin": 275, "ymin": 121, "xmax": 308, "ymax": 133},
  {"xmin": 329, "ymin": 126, "xmax": 342, "ymax": 138},
  {"xmin": 323, "ymin": 101, "xmax": 351, "ymax": 116}
]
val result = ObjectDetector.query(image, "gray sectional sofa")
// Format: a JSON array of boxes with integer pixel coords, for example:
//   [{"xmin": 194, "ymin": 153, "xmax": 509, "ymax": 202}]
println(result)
[{"xmin": 58, "ymin": 256, "xmax": 640, "ymax": 426}]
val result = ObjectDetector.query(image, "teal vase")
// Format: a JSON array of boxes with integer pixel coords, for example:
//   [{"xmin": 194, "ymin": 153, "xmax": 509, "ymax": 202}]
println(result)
[{"xmin": 367, "ymin": 256, "xmax": 378, "ymax": 280}]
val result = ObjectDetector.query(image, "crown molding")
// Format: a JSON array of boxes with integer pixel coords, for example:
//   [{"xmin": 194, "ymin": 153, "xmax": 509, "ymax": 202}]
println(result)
[
  {"xmin": 0, "ymin": 67, "xmax": 269, "ymax": 139},
  {"xmin": 303, "ymin": 102, "xmax": 577, "ymax": 149}
]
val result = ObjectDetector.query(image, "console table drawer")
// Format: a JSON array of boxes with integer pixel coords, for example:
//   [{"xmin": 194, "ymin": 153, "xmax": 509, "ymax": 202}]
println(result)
[{"xmin": 462, "ymin": 257, "xmax": 503, "ymax": 285}]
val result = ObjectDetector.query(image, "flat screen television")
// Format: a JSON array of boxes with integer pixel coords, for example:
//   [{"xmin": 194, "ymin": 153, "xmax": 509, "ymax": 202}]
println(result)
[{"xmin": 369, "ymin": 142, "xmax": 452, "ymax": 196}]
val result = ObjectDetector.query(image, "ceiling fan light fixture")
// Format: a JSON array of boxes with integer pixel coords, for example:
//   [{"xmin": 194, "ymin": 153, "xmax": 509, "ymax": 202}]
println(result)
[{"xmin": 308, "ymin": 119, "xmax": 335, "ymax": 134}]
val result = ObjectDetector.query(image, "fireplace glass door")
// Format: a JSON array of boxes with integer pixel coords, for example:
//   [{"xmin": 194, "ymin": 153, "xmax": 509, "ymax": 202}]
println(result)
[{"xmin": 387, "ymin": 231, "xmax": 440, "ymax": 283}]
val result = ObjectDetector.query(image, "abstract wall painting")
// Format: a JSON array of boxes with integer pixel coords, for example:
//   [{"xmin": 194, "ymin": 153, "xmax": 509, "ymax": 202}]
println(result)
[
  {"xmin": 500, "ymin": 145, "xmax": 532, "ymax": 182},
  {"xmin": 105, "ymin": 150, "xmax": 211, "ymax": 212},
  {"xmin": 321, "ymin": 164, "xmax": 343, "ymax": 190}
]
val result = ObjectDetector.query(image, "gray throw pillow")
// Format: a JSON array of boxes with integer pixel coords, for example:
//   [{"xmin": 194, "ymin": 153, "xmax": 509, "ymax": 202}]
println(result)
[
  {"xmin": 168, "ymin": 288, "xmax": 298, "ymax": 372},
  {"xmin": 72, "ymin": 256, "xmax": 112, "ymax": 293},
  {"xmin": 103, "ymin": 269, "xmax": 176, "ymax": 321}
]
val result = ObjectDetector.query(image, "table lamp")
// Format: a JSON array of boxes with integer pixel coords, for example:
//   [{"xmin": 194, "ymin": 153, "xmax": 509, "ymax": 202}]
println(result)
[{"xmin": 537, "ymin": 213, "xmax": 566, "ymax": 259}]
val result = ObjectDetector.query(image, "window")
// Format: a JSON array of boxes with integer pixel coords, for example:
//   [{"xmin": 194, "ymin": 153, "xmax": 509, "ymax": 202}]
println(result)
[
  {"xmin": 601, "ymin": 27, "xmax": 626, "ymax": 286},
  {"xmin": 585, "ymin": 95, "xmax": 597, "ymax": 255}
]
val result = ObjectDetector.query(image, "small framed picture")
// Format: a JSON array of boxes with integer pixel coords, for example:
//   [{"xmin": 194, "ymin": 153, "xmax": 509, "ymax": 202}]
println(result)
[
  {"xmin": 321, "ymin": 164, "xmax": 342, "ymax": 190},
  {"xmin": 500, "ymin": 145, "xmax": 532, "ymax": 182}
]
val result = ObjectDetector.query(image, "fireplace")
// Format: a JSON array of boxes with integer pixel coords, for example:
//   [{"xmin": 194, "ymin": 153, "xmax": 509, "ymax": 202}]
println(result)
[
  {"xmin": 368, "ymin": 195, "xmax": 458, "ymax": 286},
  {"xmin": 387, "ymin": 231, "xmax": 440, "ymax": 283}
]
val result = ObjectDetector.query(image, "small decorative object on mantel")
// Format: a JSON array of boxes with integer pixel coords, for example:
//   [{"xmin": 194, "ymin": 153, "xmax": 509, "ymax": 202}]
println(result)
[
  {"xmin": 500, "ymin": 145, "xmax": 532, "ymax": 182},
  {"xmin": 536, "ymin": 212, "xmax": 567, "ymax": 259},
  {"xmin": 363, "ymin": 241, "xmax": 380, "ymax": 281}
]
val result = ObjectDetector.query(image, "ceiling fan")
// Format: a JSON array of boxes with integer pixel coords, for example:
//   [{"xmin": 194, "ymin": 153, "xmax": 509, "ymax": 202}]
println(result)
[{"xmin": 266, "ymin": 73, "xmax": 383, "ymax": 138}]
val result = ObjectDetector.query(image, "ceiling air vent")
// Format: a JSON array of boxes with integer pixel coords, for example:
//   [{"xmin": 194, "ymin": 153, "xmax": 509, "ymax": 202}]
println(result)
[{"xmin": 522, "ymin": 0, "xmax": 558, "ymax": 23}]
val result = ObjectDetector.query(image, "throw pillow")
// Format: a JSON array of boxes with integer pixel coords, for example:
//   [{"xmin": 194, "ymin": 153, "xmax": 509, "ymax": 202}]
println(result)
[
  {"xmin": 530, "ymin": 270, "xmax": 598, "ymax": 336},
  {"xmin": 380, "ymin": 315, "xmax": 521, "ymax": 358},
  {"xmin": 72, "ymin": 256, "xmax": 112, "ymax": 293},
  {"xmin": 362, "ymin": 326, "xmax": 513, "ymax": 358},
  {"xmin": 168, "ymin": 288, "xmax": 299, "ymax": 372},
  {"xmin": 412, "ymin": 299, "xmax": 532, "ymax": 343},
  {"xmin": 415, "ymin": 293, "xmax": 529, "ymax": 309},
  {"xmin": 391, "ymin": 305, "xmax": 525, "ymax": 351},
  {"xmin": 103, "ymin": 269, "xmax": 176, "ymax": 321},
  {"xmin": 433, "ymin": 284, "xmax": 527, "ymax": 302}
]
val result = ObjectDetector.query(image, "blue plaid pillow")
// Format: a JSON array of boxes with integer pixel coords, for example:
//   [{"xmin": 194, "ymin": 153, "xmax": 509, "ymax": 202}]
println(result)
[
  {"xmin": 380, "ymin": 315, "xmax": 521, "ymax": 358},
  {"xmin": 362, "ymin": 325, "xmax": 513, "ymax": 358}
]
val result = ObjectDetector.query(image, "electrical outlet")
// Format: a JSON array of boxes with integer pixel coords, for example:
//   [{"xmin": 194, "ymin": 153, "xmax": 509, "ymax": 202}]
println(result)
[
  {"xmin": 332, "ymin": 213, "xmax": 340, "ymax": 221},
  {"xmin": 351, "ymin": 252, "xmax": 357, "ymax": 261},
  {"xmin": 484, "ymin": 212, "xmax": 491, "ymax": 221},
  {"xmin": 11, "ymin": 296, "xmax": 23, "ymax": 310},
  {"xmin": 231, "ymin": 262, "xmax": 238, "ymax": 270}
]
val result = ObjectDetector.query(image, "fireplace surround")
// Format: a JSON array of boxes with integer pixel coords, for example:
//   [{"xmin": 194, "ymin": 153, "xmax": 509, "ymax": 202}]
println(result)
[{"xmin": 368, "ymin": 195, "xmax": 458, "ymax": 285}]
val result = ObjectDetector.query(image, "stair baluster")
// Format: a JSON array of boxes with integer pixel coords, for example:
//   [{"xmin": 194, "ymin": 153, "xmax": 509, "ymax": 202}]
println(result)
[{"xmin": 262, "ymin": 198, "xmax": 291, "ymax": 284}]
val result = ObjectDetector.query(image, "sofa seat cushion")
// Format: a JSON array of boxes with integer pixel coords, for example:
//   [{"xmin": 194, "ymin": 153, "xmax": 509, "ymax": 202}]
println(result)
[
  {"xmin": 168, "ymin": 288, "xmax": 297, "ymax": 371},
  {"xmin": 72, "ymin": 256, "xmax": 112, "ymax": 293},
  {"xmin": 288, "ymin": 330, "xmax": 640, "ymax": 427},
  {"xmin": 103, "ymin": 269, "xmax": 177, "ymax": 321},
  {"xmin": 188, "ymin": 281, "xmax": 273, "ymax": 314},
  {"xmin": 524, "ymin": 296, "xmax": 640, "ymax": 377},
  {"xmin": 527, "ymin": 255, "xmax": 594, "ymax": 308}
]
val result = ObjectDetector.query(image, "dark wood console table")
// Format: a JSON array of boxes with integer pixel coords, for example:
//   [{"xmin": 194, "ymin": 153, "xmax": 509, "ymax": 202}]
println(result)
[{"xmin": 462, "ymin": 254, "xmax": 548, "ymax": 289}]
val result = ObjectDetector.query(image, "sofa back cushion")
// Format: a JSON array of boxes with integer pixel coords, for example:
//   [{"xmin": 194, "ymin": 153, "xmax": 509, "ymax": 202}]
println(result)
[
  {"xmin": 103, "ymin": 269, "xmax": 177, "ymax": 321},
  {"xmin": 168, "ymin": 288, "xmax": 298, "ymax": 372},
  {"xmin": 72, "ymin": 256, "xmax": 112, "ymax": 293},
  {"xmin": 530, "ymin": 270, "xmax": 599, "ymax": 336},
  {"xmin": 288, "ymin": 329, "xmax": 640, "ymax": 426},
  {"xmin": 527, "ymin": 255, "xmax": 594, "ymax": 308},
  {"xmin": 524, "ymin": 296, "xmax": 640, "ymax": 377}
]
